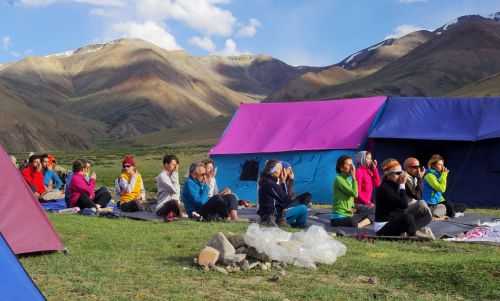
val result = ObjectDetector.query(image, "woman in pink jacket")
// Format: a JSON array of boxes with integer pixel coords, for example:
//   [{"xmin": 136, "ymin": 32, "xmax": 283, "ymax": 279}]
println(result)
[
  {"xmin": 69, "ymin": 159, "xmax": 111, "ymax": 209},
  {"xmin": 354, "ymin": 151, "xmax": 381, "ymax": 208}
]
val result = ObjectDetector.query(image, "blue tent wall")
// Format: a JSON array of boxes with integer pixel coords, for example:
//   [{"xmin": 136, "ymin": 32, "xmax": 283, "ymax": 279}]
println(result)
[
  {"xmin": 0, "ymin": 233, "xmax": 45, "ymax": 301},
  {"xmin": 212, "ymin": 150, "xmax": 355, "ymax": 204},
  {"xmin": 371, "ymin": 138, "xmax": 500, "ymax": 207}
]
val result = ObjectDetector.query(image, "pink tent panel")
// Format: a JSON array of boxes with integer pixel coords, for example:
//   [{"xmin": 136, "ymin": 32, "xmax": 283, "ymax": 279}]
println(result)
[
  {"xmin": 210, "ymin": 96, "xmax": 387, "ymax": 155},
  {"xmin": 0, "ymin": 146, "xmax": 64, "ymax": 254}
]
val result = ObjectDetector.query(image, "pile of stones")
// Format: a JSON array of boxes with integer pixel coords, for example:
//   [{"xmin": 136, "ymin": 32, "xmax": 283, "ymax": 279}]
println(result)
[{"xmin": 195, "ymin": 232, "xmax": 288, "ymax": 276}]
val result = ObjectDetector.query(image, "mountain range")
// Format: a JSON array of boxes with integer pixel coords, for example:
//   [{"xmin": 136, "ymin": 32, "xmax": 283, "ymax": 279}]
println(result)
[{"xmin": 2, "ymin": 12, "xmax": 500, "ymax": 151}]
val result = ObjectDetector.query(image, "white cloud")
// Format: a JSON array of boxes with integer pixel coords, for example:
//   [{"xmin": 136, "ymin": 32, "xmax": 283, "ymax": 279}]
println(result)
[
  {"xmin": 217, "ymin": 38, "xmax": 249, "ymax": 56},
  {"xmin": 2, "ymin": 36, "xmax": 11, "ymax": 50},
  {"xmin": 398, "ymin": 0, "xmax": 428, "ymax": 3},
  {"xmin": 189, "ymin": 36, "xmax": 215, "ymax": 52},
  {"xmin": 110, "ymin": 21, "xmax": 182, "ymax": 50},
  {"xmin": 19, "ymin": 0, "xmax": 124, "ymax": 7},
  {"xmin": 236, "ymin": 18, "xmax": 261, "ymax": 38},
  {"xmin": 136, "ymin": 0, "xmax": 236, "ymax": 37},
  {"xmin": 385, "ymin": 24, "xmax": 425, "ymax": 39}
]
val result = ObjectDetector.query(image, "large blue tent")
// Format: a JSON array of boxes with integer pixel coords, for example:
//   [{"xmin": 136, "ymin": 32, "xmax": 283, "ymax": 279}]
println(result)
[
  {"xmin": 0, "ymin": 233, "xmax": 45, "ymax": 301},
  {"xmin": 369, "ymin": 96, "xmax": 500, "ymax": 207},
  {"xmin": 210, "ymin": 96, "xmax": 387, "ymax": 204}
]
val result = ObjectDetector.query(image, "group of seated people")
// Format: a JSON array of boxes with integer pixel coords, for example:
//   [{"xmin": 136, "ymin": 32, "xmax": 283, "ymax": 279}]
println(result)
[
  {"xmin": 17, "ymin": 149, "xmax": 458, "ymax": 236},
  {"xmin": 331, "ymin": 152, "xmax": 457, "ymax": 238},
  {"xmin": 20, "ymin": 154, "xmax": 65, "ymax": 201}
]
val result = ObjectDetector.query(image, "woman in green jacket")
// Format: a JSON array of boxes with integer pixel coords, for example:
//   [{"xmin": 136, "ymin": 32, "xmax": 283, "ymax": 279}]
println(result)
[{"xmin": 331, "ymin": 155, "xmax": 373, "ymax": 228}]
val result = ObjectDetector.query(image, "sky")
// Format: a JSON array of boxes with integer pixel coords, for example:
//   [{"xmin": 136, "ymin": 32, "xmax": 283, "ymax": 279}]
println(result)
[{"xmin": 1, "ymin": 0, "xmax": 500, "ymax": 66}]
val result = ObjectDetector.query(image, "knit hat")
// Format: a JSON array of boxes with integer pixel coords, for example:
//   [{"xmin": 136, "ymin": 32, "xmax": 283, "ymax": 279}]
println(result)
[
  {"xmin": 281, "ymin": 161, "xmax": 291, "ymax": 169},
  {"xmin": 381, "ymin": 159, "xmax": 402, "ymax": 176},
  {"xmin": 122, "ymin": 155, "xmax": 135, "ymax": 167}
]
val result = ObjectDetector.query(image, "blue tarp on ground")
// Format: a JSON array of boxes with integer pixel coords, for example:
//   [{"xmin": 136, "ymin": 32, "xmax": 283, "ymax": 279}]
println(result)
[
  {"xmin": 369, "ymin": 97, "xmax": 500, "ymax": 207},
  {"xmin": 213, "ymin": 150, "xmax": 355, "ymax": 204},
  {"xmin": 0, "ymin": 233, "xmax": 45, "ymax": 301}
]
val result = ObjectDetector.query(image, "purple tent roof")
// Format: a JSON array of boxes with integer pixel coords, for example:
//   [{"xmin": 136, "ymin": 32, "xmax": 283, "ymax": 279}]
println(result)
[{"xmin": 210, "ymin": 96, "xmax": 387, "ymax": 155}]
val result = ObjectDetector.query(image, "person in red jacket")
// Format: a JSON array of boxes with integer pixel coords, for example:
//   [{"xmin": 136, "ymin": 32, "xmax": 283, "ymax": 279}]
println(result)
[{"xmin": 22, "ymin": 155, "xmax": 46, "ymax": 198}]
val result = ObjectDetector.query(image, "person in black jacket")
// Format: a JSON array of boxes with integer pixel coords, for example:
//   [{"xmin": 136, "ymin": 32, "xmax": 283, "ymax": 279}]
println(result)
[
  {"xmin": 375, "ymin": 159, "xmax": 433, "ymax": 239},
  {"xmin": 257, "ymin": 160, "xmax": 310, "ymax": 227}
]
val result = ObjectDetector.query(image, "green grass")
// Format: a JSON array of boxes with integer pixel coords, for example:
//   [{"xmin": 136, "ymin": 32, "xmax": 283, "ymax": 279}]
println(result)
[
  {"xmin": 21, "ymin": 214, "xmax": 500, "ymax": 301},
  {"xmin": 14, "ymin": 145, "xmax": 500, "ymax": 300}
]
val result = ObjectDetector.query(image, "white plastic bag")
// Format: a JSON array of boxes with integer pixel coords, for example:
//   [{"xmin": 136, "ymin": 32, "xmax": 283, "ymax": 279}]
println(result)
[{"xmin": 244, "ymin": 224, "xmax": 347, "ymax": 269}]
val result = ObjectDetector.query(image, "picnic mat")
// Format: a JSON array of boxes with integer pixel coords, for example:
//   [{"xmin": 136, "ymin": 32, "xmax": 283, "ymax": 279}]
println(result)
[{"xmin": 40, "ymin": 199, "xmax": 67, "ymax": 212}]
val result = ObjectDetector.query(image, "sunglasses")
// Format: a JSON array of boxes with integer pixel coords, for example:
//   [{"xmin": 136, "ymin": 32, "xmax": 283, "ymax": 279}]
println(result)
[
  {"xmin": 409, "ymin": 165, "xmax": 420, "ymax": 169},
  {"xmin": 123, "ymin": 165, "xmax": 132, "ymax": 168},
  {"xmin": 392, "ymin": 171, "xmax": 403, "ymax": 175}
]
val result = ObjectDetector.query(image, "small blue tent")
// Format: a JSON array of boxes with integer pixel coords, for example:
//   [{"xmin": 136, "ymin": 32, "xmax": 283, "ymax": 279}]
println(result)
[
  {"xmin": 0, "ymin": 233, "xmax": 45, "ymax": 301},
  {"xmin": 210, "ymin": 96, "xmax": 387, "ymax": 204},
  {"xmin": 369, "ymin": 97, "xmax": 500, "ymax": 207}
]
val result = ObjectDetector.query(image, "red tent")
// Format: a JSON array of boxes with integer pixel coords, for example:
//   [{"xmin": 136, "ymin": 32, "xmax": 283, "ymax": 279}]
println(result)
[{"xmin": 0, "ymin": 146, "xmax": 64, "ymax": 254}]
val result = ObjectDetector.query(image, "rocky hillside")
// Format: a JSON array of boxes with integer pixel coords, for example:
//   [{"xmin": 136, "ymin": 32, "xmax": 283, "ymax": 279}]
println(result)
[
  {"xmin": 0, "ymin": 39, "xmax": 314, "ymax": 151},
  {"xmin": 273, "ymin": 13, "xmax": 500, "ymax": 100}
]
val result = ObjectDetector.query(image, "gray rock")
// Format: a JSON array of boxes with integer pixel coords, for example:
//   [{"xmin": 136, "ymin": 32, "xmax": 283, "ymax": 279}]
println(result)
[
  {"xmin": 207, "ymin": 232, "xmax": 236, "ymax": 263},
  {"xmin": 222, "ymin": 253, "xmax": 247, "ymax": 265},
  {"xmin": 241, "ymin": 260, "xmax": 250, "ymax": 271},
  {"xmin": 235, "ymin": 246, "xmax": 248, "ymax": 254},
  {"xmin": 246, "ymin": 247, "xmax": 270, "ymax": 262},
  {"xmin": 248, "ymin": 262, "xmax": 260, "ymax": 270},
  {"xmin": 260, "ymin": 263, "xmax": 268, "ymax": 271},
  {"xmin": 227, "ymin": 234, "xmax": 246, "ymax": 249},
  {"xmin": 213, "ymin": 265, "xmax": 229, "ymax": 275}
]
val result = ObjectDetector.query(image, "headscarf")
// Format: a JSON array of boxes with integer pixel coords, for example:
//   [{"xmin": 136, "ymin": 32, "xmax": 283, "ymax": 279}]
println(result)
[
  {"xmin": 354, "ymin": 151, "xmax": 369, "ymax": 167},
  {"xmin": 381, "ymin": 159, "xmax": 402, "ymax": 176}
]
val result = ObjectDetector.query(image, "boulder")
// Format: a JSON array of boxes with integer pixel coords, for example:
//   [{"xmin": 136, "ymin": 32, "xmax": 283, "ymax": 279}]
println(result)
[
  {"xmin": 227, "ymin": 234, "xmax": 246, "ymax": 249},
  {"xmin": 198, "ymin": 246, "xmax": 220, "ymax": 267},
  {"xmin": 222, "ymin": 253, "xmax": 247, "ymax": 265},
  {"xmin": 207, "ymin": 232, "xmax": 236, "ymax": 262},
  {"xmin": 247, "ymin": 247, "xmax": 270, "ymax": 262}
]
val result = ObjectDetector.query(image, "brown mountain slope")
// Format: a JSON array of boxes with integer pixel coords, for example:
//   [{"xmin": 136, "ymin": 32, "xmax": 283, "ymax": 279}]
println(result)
[
  {"xmin": 0, "ymin": 82, "xmax": 106, "ymax": 152},
  {"xmin": 300, "ymin": 15, "xmax": 500, "ymax": 99},
  {"xmin": 0, "ymin": 39, "xmax": 313, "ymax": 150},
  {"xmin": 269, "ymin": 30, "xmax": 433, "ymax": 100},
  {"xmin": 448, "ymin": 72, "xmax": 500, "ymax": 96}
]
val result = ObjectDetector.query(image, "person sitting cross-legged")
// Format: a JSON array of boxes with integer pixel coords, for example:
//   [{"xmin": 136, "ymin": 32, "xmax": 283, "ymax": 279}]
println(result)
[
  {"xmin": 69, "ymin": 159, "xmax": 111, "ymax": 211},
  {"xmin": 182, "ymin": 162, "xmax": 237, "ymax": 221},
  {"xmin": 155, "ymin": 154, "xmax": 184, "ymax": 221},
  {"xmin": 203, "ymin": 159, "xmax": 239, "ymax": 221},
  {"xmin": 257, "ymin": 160, "xmax": 309, "ymax": 228},
  {"xmin": 22, "ymin": 154, "xmax": 46, "ymax": 199},
  {"xmin": 331, "ymin": 155, "xmax": 373, "ymax": 228},
  {"xmin": 423, "ymin": 154, "xmax": 456, "ymax": 218},
  {"xmin": 375, "ymin": 159, "xmax": 434, "ymax": 239},
  {"xmin": 115, "ymin": 155, "xmax": 146, "ymax": 212}
]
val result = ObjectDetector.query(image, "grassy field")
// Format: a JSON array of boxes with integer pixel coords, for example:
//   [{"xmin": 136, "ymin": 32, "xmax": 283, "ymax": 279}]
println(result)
[
  {"xmin": 14, "ymin": 146, "xmax": 500, "ymax": 300},
  {"xmin": 22, "ymin": 214, "xmax": 500, "ymax": 301}
]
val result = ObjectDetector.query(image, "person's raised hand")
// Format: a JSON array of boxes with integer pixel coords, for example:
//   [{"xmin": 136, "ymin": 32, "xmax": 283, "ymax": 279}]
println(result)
[
  {"xmin": 398, "ymin": 172, "xmax": 408, "ymax": 184},
  {"xmin": 350, "ymin": 164, "xmax": 356, "ymax": 177},
  {"xmin": 288, "ymin": 168, "xmax": 294, "ymax": 180},
  {"xmin": 443, "ymin": 167, "xmax": 449, "ymax": 174},
  {"xmin": 90, "ymin": 172, "xmax": 97, "ymax": 181},
  {"xmin": 372, "ymin": 160, "xmax": 378, "ymax": 170}
]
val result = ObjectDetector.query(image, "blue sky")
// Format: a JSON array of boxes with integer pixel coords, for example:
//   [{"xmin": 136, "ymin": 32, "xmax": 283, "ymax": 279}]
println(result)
[{"xmin": 1, "ymin": 0, "xmax": 500, "ymax": 66}]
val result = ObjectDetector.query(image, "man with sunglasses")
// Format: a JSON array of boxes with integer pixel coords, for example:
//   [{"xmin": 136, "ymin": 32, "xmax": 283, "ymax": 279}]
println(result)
[{"xmin": 403, "ymin": 157, "xmax": 434, "ymax": 237}]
